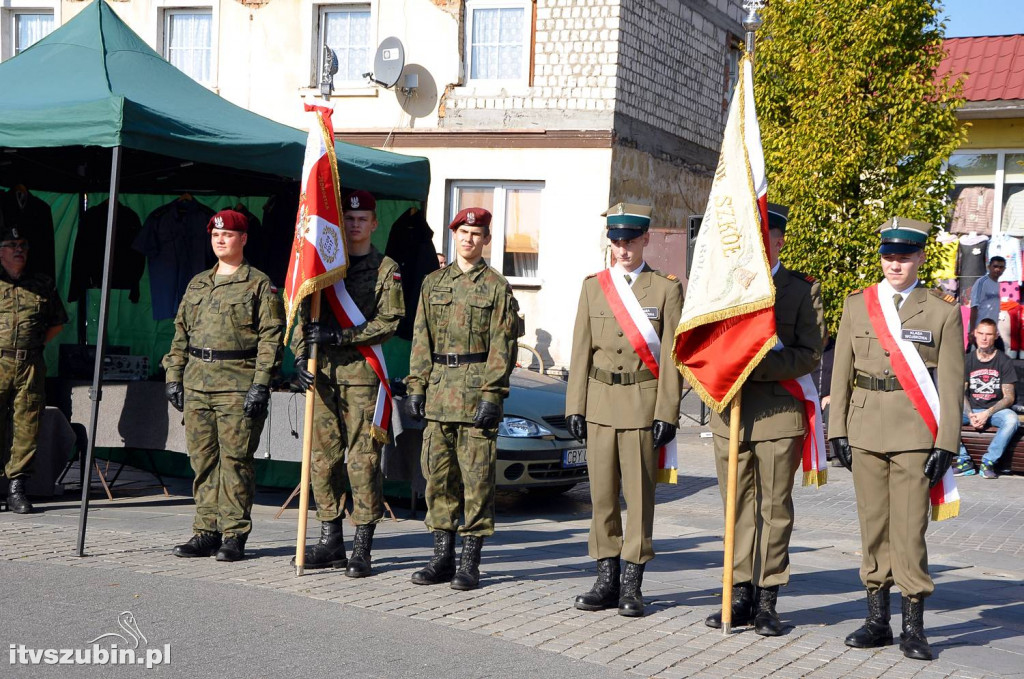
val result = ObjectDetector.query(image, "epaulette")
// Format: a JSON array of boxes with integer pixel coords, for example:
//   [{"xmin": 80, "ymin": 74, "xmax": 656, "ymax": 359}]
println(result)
[
  {"xmin": 849, "ymin": 288, "xmax": 864, "ymax": 296},
  {"xmin": 788, "ymin": 270, "xmax": 816, "ymax": 285},
  {"xmin": 652, "ymin": 270, "xmax": 679, "ymax": 281},
  {"xmin": 584, "ymin": 271, "xmax": 600, "ymax": 280},
  {"xmin": 931, "ymin": 288, "xmax": 957, "ymax": 305}
]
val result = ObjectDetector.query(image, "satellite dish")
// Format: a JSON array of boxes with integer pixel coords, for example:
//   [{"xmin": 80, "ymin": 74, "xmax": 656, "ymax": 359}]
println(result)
[{"xmin": 366, "ymin": 37, "xmax": 405, "ymax": 88}]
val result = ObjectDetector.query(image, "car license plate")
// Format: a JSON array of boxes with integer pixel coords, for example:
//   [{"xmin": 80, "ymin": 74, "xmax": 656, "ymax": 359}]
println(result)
[{"xmin": 562, "ymin": 448, "xmax": 587, "ymax": 468}]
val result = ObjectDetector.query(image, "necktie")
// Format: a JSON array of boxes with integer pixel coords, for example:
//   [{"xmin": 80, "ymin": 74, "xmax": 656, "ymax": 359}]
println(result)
[
  {"xmin": 624, "ymin": 274, "xmax": 632, "ymax": 285},
  {"xmin": 893, "ymin": 293, "xmax": 903, "ymax": 311}
]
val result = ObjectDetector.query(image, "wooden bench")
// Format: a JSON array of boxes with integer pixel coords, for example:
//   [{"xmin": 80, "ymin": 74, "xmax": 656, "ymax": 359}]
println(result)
[{"xmin": 960, "ymin": 425, "xmax": 1024, "ymax": 473}]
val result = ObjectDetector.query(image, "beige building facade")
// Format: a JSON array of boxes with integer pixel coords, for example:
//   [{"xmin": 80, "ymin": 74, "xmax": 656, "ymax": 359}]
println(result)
[{"xmin": 6, "ymin": 0, "xmax": 745, "ymax": 371}]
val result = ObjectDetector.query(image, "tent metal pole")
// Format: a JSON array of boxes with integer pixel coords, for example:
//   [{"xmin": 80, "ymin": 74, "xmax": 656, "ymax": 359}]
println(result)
[{"xmin": 76, "ymin": 145, "xmax": 122, "ymax": 557}]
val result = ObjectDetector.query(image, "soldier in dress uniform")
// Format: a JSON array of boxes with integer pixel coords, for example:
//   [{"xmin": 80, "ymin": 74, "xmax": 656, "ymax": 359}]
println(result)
[
  {"xmin": 829, "ymin": 217, "xmax": 963, "ymax": 661},
  {"xmin": 566, "ymin": 202, "xmax": 684, "ymax": 617},
  {"xmin": 0, "ymin": 225, "xmax": 67, "ymax": 514},
  {"xmin": 704, "ymin": 205, "xmax": 825, "ymax": 635},
  {"xmin": 292, "ymin": 190, "xmax": 404, "ymax": 576},
  {"xmin": 164, "ymin": 210, "xmax": 284, "ymax": 562},
  {"xmin": 406, "ymin": 207, "xmax": 519, "ymax": 591}
]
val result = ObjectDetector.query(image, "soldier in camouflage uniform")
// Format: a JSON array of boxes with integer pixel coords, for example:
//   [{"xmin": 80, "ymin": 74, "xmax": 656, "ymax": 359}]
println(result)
[
  {"xmin": 406, "ymin": 207, "xmax": 519, "ymax": 591},
  {"xmin": 292, "ymin": 190, "xmax": 404, "ymax": 576},
  {"xmin": 0, "ymin": 225, "xmax": 67, "ymax": 514},
  {"xmin": 164, "ymin": 210, "xmax": 284, "ymax": 562}
]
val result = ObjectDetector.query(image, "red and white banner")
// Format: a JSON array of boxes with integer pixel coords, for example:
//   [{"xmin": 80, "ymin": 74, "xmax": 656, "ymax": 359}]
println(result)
[
  {"xmin": 779, "ymin": 375, "xmax": 828, "ymax": 487},
  {"xmin": 863, "ymin": 282, "xmax": 960, "ymax": 521},
  {"xmin": 597, "ymin": 269, "xmax": 678, "ymax": 483},
  {"xmin": 283, "ymin": 104, "xmax": 348, "ymax": 341},
  {"xmin": 673, "ymin": 55, "xmax": 777, "ymax": 411},
  {"xmin": 323, "ymin": 282, "xmax": 393, "ymax": 443}
]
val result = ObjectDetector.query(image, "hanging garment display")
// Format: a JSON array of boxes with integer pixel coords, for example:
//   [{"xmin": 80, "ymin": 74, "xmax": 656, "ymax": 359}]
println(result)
[
  {"xmin": 987, "ymin": 233, "xmax": 1023, "ymax": 283},
  {"xmin": 385, "ymin": 206, "xmax": 440, "ymax": 341},
  {"xmin": 999, "ymin": 302, "xmax": 1021, "ymax": 359},
  {"xmin": 958, "ymin": 233, "xmax": 990, "ymax": 293},
  {"xmin": 1, "ymin": 185, "xmax": 56, "ymax": 280},
  {"xmin": 68, "ymin": 200, "xmax": 146, "ymax": 303},
  {"xmin": 1001, "ymin": 188, "xmax": 1024, "ymax": 237},
  {"xmin": 950, "ymin": 186, "xmax": 994, "ymax": 235}
]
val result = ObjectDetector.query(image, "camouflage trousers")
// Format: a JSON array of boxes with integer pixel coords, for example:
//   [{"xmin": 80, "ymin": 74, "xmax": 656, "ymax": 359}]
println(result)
[
  {"xmin": 310, "ymin": 382, "xmax": 383, "ymax": 525},
  {"xmin": 421, "ymin": 420, "xmax": 497, "ymax": 537},
  {"xmin": 0, "ymin": 354, "xmax": 45, "ymax": 480},
  {"xmin": 184, "ymin": 389, "xmax": 265, "ymax": 539}
]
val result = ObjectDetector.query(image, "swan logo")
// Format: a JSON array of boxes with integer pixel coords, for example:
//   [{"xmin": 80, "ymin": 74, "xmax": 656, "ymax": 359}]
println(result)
[{"xmin": 9, "ymin": 611, "xmax": 171, "ymax": 669}]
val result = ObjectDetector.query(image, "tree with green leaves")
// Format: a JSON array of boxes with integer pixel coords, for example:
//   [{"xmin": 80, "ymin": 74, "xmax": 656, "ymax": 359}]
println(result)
[{"xmin": 754, "ymin": 0, "xmax": 967, "ymax": 332}]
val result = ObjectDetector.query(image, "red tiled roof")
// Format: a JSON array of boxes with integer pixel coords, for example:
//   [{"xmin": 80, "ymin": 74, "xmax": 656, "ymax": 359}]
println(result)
[{"xmin": 937, "ymin": 35, "xmax": 1024, "ymax": 101}]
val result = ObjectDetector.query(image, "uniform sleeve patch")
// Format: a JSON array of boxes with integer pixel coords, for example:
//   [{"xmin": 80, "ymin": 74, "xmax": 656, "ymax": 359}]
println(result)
[{"xmin": 393, "ymin": 272, "xmax": 402, "ymax": 281}]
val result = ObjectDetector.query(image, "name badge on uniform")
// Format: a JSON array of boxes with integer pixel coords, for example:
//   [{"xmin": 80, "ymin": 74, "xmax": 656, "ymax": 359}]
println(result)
[
  {"xmin": 642, "ymin": 307, "xmax": 659, "ymax": 320},
  {"xmin": 901, "ymin": 329, "xmax": 932, "ymax": 343}
]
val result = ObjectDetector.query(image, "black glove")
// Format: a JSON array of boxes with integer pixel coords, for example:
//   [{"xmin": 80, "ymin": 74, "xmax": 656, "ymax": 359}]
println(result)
[
  {"xmin": 652, "ymin": 420, "xmax": 677, "ymax": 448},
  {"xmin": 566, "ymin": 414, "xmax": 587, "ymax": 443},
  {"xmin": 830, "ymin": 437, "xmax": 853, "ymax": 471},
  {"xmin": 473, "ymin": 400, "xmax": 502, "ymax": 429},
  {"xmin": 304, "ymin": 322, "xmax": 350, "ymax": 346},
  {"xmin": 165, "ymin": 381, "xmax": 184, "ymax": 412},
  {"xmin": 293, "ymin": 354, "xmax": 315, "ymax": 392},
  {"xmin": 243, "ymin": 384, "xmax": 270, "ymax": 419},
  {"xmin": 924, "ymin": 448, "xmax": 954, "ymax": 488},
  {"xmin": 406, "ymin": 394, "xmax": 426, "ymax": 421}
]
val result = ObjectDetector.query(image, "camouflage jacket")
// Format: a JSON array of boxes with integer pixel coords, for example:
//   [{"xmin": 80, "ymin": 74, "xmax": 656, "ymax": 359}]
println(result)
[
  {"xmin": 407, "ymin": 260, "xmax": 519, "ymax": 423},
  {"xmin": 0, "ymin": 270, "xmax": 67, "ymax": 351},
  {"xmin": 163, "ymin": 261, "xmax": 284, "ymax": 392},
  {"xmin": 292, "ymin": 247, "xmax": 404, "ymax": 386}
]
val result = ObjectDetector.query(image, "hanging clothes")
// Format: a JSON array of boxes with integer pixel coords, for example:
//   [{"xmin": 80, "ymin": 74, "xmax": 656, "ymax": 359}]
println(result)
[
  {"xmin": 132, "ymin": 197, "xmax": 215, "ymax": 320},
  {"xmin": 950, "ymin": 186, "xmax": 994, "ymax": 235},
  {"xmin": 68, "ymin": 200, "xmax": 146, "ymax": 303},
  {"xmin": 385, "ymin": 206, "xmax": 441, "ymax": 341},
  {"xmin": 1, "ymin": 186, "xmax": 56, "ymax": 280},
  {"xmin": 958, "ymin": 233, "xmax": 990, "ymax": 294},
  {"xmin": 1001, "ymin": 189, "xmax": 1024, "ymax": 237},
  {"xmin": 259, "ymin": 188, "xmax": 300, "ymax": 288},
  {"xmin": 987, "ymin": 233, "xmax": 1023, "ymax": 283}
]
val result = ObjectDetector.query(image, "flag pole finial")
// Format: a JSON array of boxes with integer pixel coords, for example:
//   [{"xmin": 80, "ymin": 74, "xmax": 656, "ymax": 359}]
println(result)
[{"xmin": 742, "ymin": 0, "xmax": 765, "ymax": 58}]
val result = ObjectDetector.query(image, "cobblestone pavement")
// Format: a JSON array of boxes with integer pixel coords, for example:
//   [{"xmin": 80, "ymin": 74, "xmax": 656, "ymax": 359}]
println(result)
[{"xmin": 1, "ymin": 425, "xmax": 1022, "ymax": 678}]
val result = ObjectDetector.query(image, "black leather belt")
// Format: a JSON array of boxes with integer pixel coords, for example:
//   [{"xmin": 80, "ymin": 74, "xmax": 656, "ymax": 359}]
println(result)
[
  {"xmin": 589, "ymin": 367, "xmax": 657, "ymax": 386},
  {"xmin": 0, "ymin": 348, "xmax": 31, "ymax": 361},
  {"xmin": 855, "ymin": 373, "xmax": 903, "ymax": 392},
  {"xmin": 432, "ymin": 352, "xmax": 487, "ymax": 367},
  {"xmin": 188, "ymin": 346, "xmax": 258, "ymax": 362}
]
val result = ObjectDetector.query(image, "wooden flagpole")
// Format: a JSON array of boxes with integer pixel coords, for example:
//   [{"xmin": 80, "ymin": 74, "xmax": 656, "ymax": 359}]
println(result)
[
  {"xmin": 720, "ymin": 392, "xmax": 742, "ymax": 634},
  {"xmin": 294, "ymin": 291, "xmax": 321, "ymax": 576}
]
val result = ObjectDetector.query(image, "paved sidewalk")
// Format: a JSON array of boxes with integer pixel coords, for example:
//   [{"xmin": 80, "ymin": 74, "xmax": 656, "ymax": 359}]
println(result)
[{"xmin": 2, "ymin": 426, "xmax": 1022, "ymax": 678}]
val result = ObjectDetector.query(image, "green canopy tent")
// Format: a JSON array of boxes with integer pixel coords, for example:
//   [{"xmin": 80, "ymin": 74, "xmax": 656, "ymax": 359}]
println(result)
[{"xmin": 0, "ymin": 0, "xmax": 430, "ymax": 554}]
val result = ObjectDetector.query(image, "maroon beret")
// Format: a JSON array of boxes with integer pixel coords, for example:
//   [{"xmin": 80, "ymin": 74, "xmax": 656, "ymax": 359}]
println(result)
[
  {"xmin": 345, "ymin": 190, "xmax": 376, "ymax": 212},
  {"xmin": 448, "ymin": 207, "xmax": 492, "ymax": 231},
  {"xmin": 207, "ymin": 209, "xmax": 248, "ymax": 233}
]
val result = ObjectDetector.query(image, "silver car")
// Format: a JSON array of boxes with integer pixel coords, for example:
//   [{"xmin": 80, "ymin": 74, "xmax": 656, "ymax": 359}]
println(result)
[{"xmin": 496, "ymin": 369, "xmax": 588, "ymax": 494}]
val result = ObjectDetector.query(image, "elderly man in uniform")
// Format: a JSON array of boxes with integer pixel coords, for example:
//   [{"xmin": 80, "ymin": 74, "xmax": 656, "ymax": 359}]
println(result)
[
  {"xmin": 164, "ymin": 209, "xmax": 284, "ymax": 562},
  {"xmin": 566, "ymin": 202, "xmax": 683, "ymax": 617},
  {"xmin": 0, "ymin": 225, "xmax": 67, "ymax": 514},
  {"xmin": 704, "ymin": 205, "xmax": 825, "ymax": 635},
  {"xmin": 829, "ymin": 218, "xmax": 963, "ymax": 661},
  {"xmin": 292, "ymin": 190, "xmax": 404, "ymax": 576},
  {"xmin": 406, "ymin": 207, "xmax": 519, "ymax": 591}
]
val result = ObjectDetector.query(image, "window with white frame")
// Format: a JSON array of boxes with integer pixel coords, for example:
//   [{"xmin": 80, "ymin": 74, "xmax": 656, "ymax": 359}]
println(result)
[
  {"xmin": 948, "ymin": 151, "xmax": 1024, "ymax": 236},
  {"xmin": 318, "ymin": 4, "xmax": 372, "ymax": 88},
  {"xmin": 0, "ymin": 7, "xmax": 54, "ymax": 60},
  {"xmin": 465, "ymin": 0, "xmax": 531, "ymax": 84},
  {"xmin": 162, "ymin": 8, "xmax": 213, "ymax": 85},
  {"xmin": 449, "ymin": 181, "xmax": 543, "ymax": 282}
]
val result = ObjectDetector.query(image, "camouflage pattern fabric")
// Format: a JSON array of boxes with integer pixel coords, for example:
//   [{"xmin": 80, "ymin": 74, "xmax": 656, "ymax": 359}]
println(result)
[
  {"xmin": 163, "ymin": 262, "xmax": 284, "ymax": 390},
  {"xmin": 184, "ymin": 389, "xmax": 265, "ymax": 538},
  {"xmin": 406, "ymin": 260, "xmax": 519, "ymax": 423},
  {"xmin": 421, "ymin": 420, "xmax": 498, "ymax": 537},
  {"xmin": 293, "ymin": 248, "xmax": 404, "ymax": 525},
  {"xmin": 162, "ymin": 261, "xmax": 284, "ymax": 537},
  {"xmin": 0, "ymin": 271, "xmax": 66, "ymax": 479}
]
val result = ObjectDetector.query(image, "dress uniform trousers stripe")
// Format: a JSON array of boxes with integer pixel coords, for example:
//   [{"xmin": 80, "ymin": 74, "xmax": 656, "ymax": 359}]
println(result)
[
  {"xmin": 587, "ymin": 423, "xmax": 658, "ymax": 565},
  {"xmin": 851, "ymin": 446, "xmax": 933, "ymax": 598}
]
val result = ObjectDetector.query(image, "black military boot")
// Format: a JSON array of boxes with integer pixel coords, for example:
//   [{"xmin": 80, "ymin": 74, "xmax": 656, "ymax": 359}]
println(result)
[
  {"xmin": 450, "ymin": 535, "xmax": 484, "ymax": 591},
  {"xmin": 411, "ymin": 530, "xmax": 456, "ymax": 585},
  {"xmin": 753, "ymin": 586, "xmax": 784, "ymax": 636},
  {"xmin": 618, "ymin": 561, "xmax": 646, "ymax": 617},
  {"xmin": 216, "ymin": 534, "xmax": 248, "ymax": 562},
  {"xmin": 7, "ymin": 478, "xmax": 33, "ymax": 514},
  {"xmin": 845, "ymin": 589, "xmax": 893, "ymax": 648},
  {"xmin": 172, "ymin": 532, "xmax": 222, "ymax": 558},
  {"xmin": 574, "ymin": 557, "xmax": 621, "ymax": 611},
  {"xmin": 291, "ymin": 519, "xmax": 347, "ymax": 569},
  {"xmin": 705, "ymin": 582, "xmax": 755, "ymax": 628},
  {"xmin": 899, "ymin": 597, "xmax": 933, "ymax": 660},
  {"xmin": 345, "ymin": 523, "xmax": 376, "ymax": 578}
]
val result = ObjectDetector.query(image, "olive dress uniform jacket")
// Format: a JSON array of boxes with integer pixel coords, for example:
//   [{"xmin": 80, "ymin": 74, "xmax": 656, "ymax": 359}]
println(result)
[
  {"xmin": 829, "ymin": 285, "xmax": 964, "ymax": 453},
  {"xmin": 566, "ymin": 265, "xmax": 684, "ymax": 428},
  {"xmin": 710, "ymin": 266, "xmax": 825, "ymax": 441}
]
